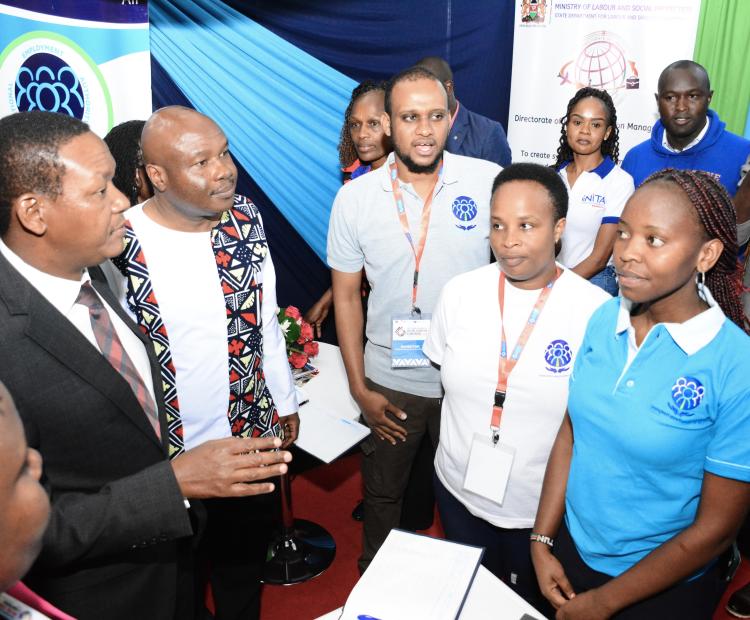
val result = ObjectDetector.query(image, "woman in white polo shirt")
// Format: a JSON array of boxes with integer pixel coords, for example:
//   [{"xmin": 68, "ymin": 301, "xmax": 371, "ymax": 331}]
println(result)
[
  {"xmin": 554, "ymin": 87, "xmax": 634, "ymax": 296},
  {"xmin": 532, "ymin": 169, "xmax": 750, "ymax": 619},
  {"xmin": 423, "ymin": 163, "xmax": 609, "ymax": 610}
]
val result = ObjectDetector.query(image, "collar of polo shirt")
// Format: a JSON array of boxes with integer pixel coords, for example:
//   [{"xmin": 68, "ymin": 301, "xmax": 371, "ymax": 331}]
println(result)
[{"xmin": 615, "ymin": 286, "xmax": 725, "ymax": 355}]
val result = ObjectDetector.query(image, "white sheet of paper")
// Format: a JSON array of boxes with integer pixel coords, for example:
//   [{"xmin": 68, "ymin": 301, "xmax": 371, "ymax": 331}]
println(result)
[
  {"xmin": 0, "ymin": 592, "xmax": 51, "ymax": 619},
  {"xmin": 463, "ymin": 434, "xmax": 515, "ymax": 506},
  {"xmin": 340, "ymin": 529, "xmax": 483, "ymax": 620},
  {"xmin": 459, "ymin": 565, "xmax": 544, "ymax": 619},
  {"xmin": 295, "ymin": 401, "xmax": 370, "ymax": 463}
]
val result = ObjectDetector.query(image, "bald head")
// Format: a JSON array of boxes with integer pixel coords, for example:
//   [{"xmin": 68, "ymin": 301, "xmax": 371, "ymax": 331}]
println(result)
[
  {"xmin": 140, "ymin": 106, "xmax": 237, "ymax": 229},
  {"xmin": 142, "ymin": 106, "xmax": 221, "ymax": 166},
  {"xmin": 657, "ymin": 60, "xmax": 710, "ymax": 93},
  {"xmin": 415, "ymin": 56, "xmax": 453, "ymax": 83}
]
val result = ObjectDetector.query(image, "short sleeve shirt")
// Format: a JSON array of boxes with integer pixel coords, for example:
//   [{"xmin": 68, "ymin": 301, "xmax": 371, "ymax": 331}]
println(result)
[
  {"xmin": 565, "ymin": 294, "xmax": 750, "ymax": 577},
  {"xmin": 423, "ymin": 264, "xmax": 609, "ymax": 527},
  {"xmin": 327, "ymin": 151, "xmax": 501, "ymax": 397},
  {"xmin": 557, "ymin": 158, "xmax": 634, "ymax": 269}
]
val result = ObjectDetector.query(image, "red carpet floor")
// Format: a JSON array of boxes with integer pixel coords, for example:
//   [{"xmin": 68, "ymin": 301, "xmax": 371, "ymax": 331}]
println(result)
[{"xmin": 259, "ymin": 452, "xmax": 750, "ymax": 620}]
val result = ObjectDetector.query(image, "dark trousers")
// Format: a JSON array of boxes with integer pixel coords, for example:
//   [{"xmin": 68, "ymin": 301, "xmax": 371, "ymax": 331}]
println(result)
[
  {"xmin": 359, "ymin": 378, "xmax": 441, "ymax": 572},
  {"xmin": 197, "ymin": 493, "xmax": 277, "ymax": 620},
  {"xmin": 434, "ymin": 475, "xmax": 550, "ymax": 615},
  {"xmin": 555, "ymin": 521, "xmax": 725, "ymax": 619}
]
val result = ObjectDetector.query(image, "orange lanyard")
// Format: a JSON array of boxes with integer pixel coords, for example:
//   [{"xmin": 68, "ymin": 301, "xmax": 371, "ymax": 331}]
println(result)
[
  {"xmin": 388, "ymin": 160, "xmax": 441, "ymax": 314},
  {"xmin": 492, "ymin": 268, "xmax": 561, "ymax": 443}
]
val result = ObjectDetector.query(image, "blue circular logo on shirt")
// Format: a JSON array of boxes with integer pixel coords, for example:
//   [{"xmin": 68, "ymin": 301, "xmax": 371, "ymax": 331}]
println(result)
[
  {"xmin": 544, "ymin": 339, "xmax": 572, "ymax": 373},
  {"xmin": 15, "ymin": 53, "xmax": 85, "ymax": 117},
  {"xmin": 452, "ymin": 196, "xmax": 478, "ymax": 230},
  {"xmin": 671, "ymin": 376, "xmax": 705, "ymax": 412}
]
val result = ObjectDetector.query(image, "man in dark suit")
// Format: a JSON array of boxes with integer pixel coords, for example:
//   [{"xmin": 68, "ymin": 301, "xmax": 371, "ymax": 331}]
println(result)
[
  {"xmin": 416, "ymin": 56, "xmax": 512, "ymax": 167},
  {"xmin": 0, "ymin": 111, "xmax": 292, "ymax": 620}
]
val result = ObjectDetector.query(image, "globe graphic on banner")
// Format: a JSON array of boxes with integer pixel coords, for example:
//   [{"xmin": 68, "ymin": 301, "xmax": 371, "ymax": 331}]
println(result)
[{"xmin": 574, "ymin": 35, "xmax": 627, "ymax": 92}]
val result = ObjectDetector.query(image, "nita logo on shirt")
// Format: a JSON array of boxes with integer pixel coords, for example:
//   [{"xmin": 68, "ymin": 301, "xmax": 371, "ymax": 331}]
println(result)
[{"xmin": 581, "ymin": 193, "xmax": 607, "ymax": 208}]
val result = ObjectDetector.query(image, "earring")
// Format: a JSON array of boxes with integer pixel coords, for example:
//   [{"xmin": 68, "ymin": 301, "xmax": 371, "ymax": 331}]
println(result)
[{"xmin": 697, "ymin": 271, "xmax": 705, "ymax": 287}]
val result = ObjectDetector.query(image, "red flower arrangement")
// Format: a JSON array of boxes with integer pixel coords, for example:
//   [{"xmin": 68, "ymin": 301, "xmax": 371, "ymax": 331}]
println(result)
[{"xmin": 278, "ymin": 306, "xmax": 319, "ymax": 369}]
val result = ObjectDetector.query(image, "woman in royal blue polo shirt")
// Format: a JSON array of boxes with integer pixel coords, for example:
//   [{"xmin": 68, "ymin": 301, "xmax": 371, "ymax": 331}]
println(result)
[
  {"xmin": 554, "ymin": 88, "xmax": 634, "ymax": 296},
  {"xmin": 531, "ymin": 168, "xmax": 750, "ymax": 619}
]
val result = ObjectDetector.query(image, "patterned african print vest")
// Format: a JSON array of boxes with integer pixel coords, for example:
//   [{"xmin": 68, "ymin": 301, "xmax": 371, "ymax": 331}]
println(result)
[{"xmin": 112, "ymin": 195, "xmax": 281, "ymax": 458}]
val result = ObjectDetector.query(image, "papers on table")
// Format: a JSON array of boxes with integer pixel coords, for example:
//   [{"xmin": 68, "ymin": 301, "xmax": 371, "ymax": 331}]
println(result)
[
  {"xmin": 339, "ymin": 529, "xmax": 483, "ymax": 620},
  {"xmin": 459, "ymin": 565, "xmax": 544, "ymax": 619},
  {"xmin": 295, "ymin": 389, "xmax": 369, "ymax": 463}
]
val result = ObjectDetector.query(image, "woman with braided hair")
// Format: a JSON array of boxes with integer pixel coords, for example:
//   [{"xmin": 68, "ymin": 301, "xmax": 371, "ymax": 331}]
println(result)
[
  {"xmin": 304, "ymin": 80, "xmax": 391, "ymax": 335},
  {"xmin": 554, "ymin": 87, "xmax": 634, "ymax": 296},
  {"xmin": 531, "ymin": 168, "xmax": 750, "ymax": 619}
]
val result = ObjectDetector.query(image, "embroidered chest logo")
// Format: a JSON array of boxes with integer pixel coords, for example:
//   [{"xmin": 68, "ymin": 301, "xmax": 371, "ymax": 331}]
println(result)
[
  {"xmin": 581, "ymin": 193, "xmax": 606, "ymax": 208},
  {"xmin": 452, "ymin": 195, "xmax": 477, "ymax": 230},
  {"xmin": 670, "ymin": 376, "xmax": 705, "ymax": 415},
  {"xmin": 544, "ymin": 339, "xmax": 572, "ymax": 373}
]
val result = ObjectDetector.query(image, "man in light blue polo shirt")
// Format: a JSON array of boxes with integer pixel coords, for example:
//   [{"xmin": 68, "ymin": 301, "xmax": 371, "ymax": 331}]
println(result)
[{"xmin": 328, "ymin": 66, "xmax": 500, "ymax": 571}]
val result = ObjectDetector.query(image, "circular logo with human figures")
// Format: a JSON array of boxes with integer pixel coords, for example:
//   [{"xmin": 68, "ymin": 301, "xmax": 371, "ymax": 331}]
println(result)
[
  {"xmin": 452, "ymin": 195, "xmax": 477, "ymax": 231},
  {"xmin": 544, "ymin": 339, "xmax": 572, "ymax": 373},
  {"xmin": 0, "ymin": 31, "xmax": 113, "ymax": 132},
  {"xmin": 671, "ymin": 376, "xmax": 705, "ymax": 413}
]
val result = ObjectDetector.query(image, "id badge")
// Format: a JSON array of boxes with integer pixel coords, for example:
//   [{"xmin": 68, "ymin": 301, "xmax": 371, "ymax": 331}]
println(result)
[
  {"xmin": 391, "ymin": 313, "xmax": 431, "ymax": 368},
  {"xmin": 462, "ymin": 433, "xmax": 515, "ymax": 506}
]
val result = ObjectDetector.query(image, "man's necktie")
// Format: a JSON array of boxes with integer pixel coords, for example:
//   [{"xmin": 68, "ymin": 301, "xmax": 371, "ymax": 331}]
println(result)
[{"xmin": 75, "ymin": 282, "xmax": 161, "ymax": 437}]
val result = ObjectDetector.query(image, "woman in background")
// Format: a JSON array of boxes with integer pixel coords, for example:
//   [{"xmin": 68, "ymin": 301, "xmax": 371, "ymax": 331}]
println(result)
[
  {"xmin": 304, "ymin": 80, "xmax": 391, "ymax": 334},
  {"xmin": 532, "ymin": 169, "xmax": 750, "ymax": 619},
  {"xmin": 553, "ymin": 87, "xmax": 634, "ymax": 296}
]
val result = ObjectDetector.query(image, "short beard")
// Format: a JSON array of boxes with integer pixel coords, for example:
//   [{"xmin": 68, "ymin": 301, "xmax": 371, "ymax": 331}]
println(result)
[{"xmin": 394, "ymin": 144, "xmax": 443, "ymax": 174}]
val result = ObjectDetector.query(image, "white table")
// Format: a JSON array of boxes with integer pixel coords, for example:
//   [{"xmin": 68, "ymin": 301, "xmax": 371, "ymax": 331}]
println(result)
[
  {"xmin": 315, "ymin": 565, "xmax": 544, "ymax": 620},
  {"xmin": 302, "ymin": 342, "xmax": 361, "ymax": 420},
  {"xmin": 294, "ymin": 343, "xmax": 368, "ymax": 463}
]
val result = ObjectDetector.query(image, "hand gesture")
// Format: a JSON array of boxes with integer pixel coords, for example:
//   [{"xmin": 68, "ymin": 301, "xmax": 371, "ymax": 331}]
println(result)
[
  {"xmin": 532, "ymin": 544, "xmax": 576, "ymax": 609},
  {"xmin": 304, "ymin": 289, "xmax": 332, "ymax": 339},
  {"xmin": 356, "ymin": 388, "xmax": 407, "ymax": 445},
  {"xmin": 279, "ymin": 412, "xmax": 300, "ymax": 448},
  {"xmin": 172, "ymin": 436, "xmax": 292, "ymax": 499}
]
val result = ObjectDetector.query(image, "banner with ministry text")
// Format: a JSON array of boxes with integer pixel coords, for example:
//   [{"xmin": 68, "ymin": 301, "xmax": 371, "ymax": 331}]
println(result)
[
  {"xmin": 507, "ymin": 0, "xmax": 702, "ymax": 165},
  {"xmin": 0, "ymin": 1, "xmax": 151, "ymax": 137}
]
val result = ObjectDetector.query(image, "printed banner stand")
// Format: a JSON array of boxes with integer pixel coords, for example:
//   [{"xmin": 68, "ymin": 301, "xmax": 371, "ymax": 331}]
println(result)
[
  {"xmin": 0, "ymin": 1, "xmax": 151, "ymax": 136},
  {"xmin": 507, "ymin": 0, "xmax": 702, "ymax": 164}
]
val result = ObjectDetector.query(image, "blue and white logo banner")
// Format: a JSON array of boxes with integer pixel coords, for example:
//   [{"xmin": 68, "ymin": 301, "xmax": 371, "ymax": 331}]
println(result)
[{"xmin": 0, "ymin": 1, "xmax": 151, "ymax": 135}]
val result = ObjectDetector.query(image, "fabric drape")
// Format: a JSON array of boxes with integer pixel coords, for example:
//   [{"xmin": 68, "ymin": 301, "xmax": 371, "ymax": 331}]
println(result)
[
  {"xmin": 150, "ymin": 0, "xmax": 356, "ymax": 261},
  {"xmin": 694, "ymin": 0, "xmax": 750, "ymax": 136}
]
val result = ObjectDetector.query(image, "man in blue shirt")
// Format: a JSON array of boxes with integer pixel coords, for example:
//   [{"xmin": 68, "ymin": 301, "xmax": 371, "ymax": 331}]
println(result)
[
  {"xmin": 416, "ymin": 56, "xmax": 512, "ymax": 167},
  {"xmin": 622, "ymin": 60, "xmax": 750, "ymax": 197}
]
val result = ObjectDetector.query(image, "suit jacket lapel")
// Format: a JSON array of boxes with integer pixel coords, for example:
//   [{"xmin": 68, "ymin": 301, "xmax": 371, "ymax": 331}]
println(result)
[{"xmin": 0, "ymin": 254, "xmax": 165, "ymax": 452}]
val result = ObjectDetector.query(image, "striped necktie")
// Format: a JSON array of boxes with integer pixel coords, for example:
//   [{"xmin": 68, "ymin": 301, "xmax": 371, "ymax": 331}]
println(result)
[{"xmin": 76, "ymin": 282, "xmax": 161, "ymax": 437}]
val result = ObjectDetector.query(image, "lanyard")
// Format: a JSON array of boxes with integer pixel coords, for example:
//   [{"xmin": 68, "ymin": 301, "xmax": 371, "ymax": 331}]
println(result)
[
  {"xmin": 491, "ymin": 268, "xmax": 561, "ymax": 444},
  {"xmin": 388, "ymin": 160, "xmax": 441, "ymax": 314}
]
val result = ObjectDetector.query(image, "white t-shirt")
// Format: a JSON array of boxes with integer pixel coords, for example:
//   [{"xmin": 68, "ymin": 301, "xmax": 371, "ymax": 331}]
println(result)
[
  {"xmin": 113, "ymin": 203, "xmax": 296, "ymax": 451},
  {"xmin": 327, "ymin": 150, "xmax": 501, "ymax": 397},
  {"xmin": 423, "ymin": 263, "xmax": 609, "ymax": 528},
  {"xmin": 557, "ymin": 158, "xmax": 634, "ymax": 269}
]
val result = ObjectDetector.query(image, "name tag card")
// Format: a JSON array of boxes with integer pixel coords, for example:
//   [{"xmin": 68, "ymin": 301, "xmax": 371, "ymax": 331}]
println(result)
[
  {"xmin": 391, "ymin": 314, "xmax": 431, "ymax": 368},
  {"xmin": 463, "ymin": 434, "xmax": 515, "ymax": 506}
]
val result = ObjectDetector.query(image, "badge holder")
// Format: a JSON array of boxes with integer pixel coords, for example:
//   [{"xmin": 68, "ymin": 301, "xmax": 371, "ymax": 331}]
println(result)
[
  {"xmin": 463, "ymin": 390, "xmax": 515, "ymax": 506},
  {"xmin": 391, "ymin": 307, "xmax": 431, "ymax": 369}
]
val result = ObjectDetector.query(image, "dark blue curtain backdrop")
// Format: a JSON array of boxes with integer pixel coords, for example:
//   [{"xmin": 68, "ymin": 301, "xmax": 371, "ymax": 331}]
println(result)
[
  {"xmin": 225, "ymin": 0, "xmax": 515, "ymax": 129},
  {"xmin": 150, "ymin": 1, "xmax": 515, "ymax": 341}
]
